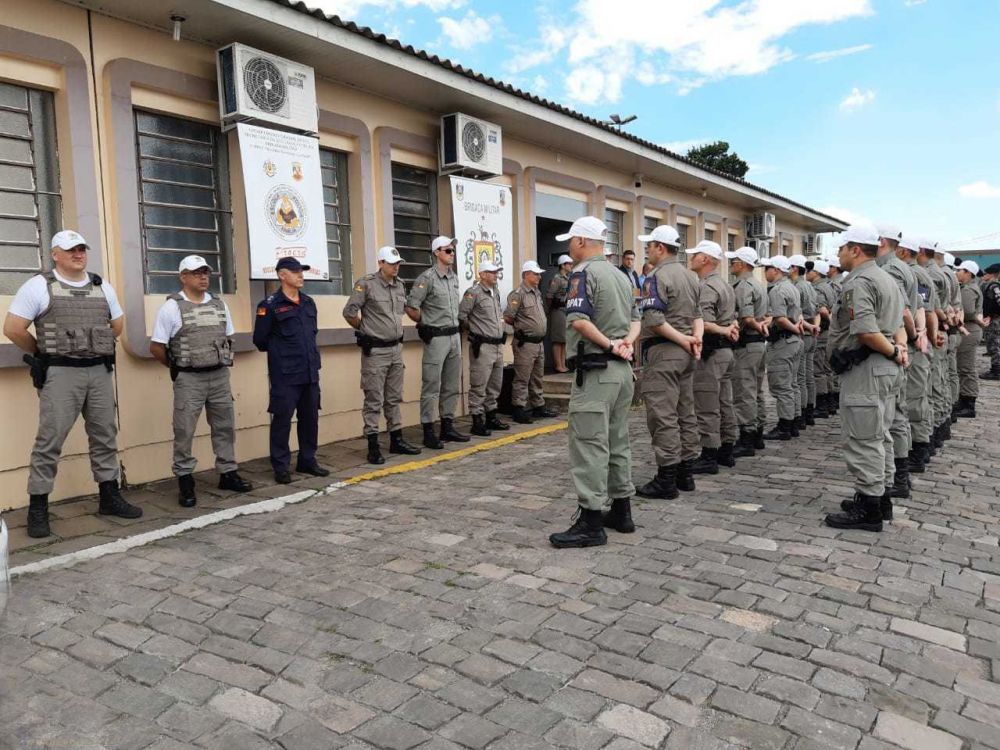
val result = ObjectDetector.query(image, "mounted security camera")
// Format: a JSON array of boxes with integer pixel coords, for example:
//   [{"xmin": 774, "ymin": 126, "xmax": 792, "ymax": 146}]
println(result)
[{"xmin": 633, "ymin": 173, "xmax": 643, "ymax": 189}]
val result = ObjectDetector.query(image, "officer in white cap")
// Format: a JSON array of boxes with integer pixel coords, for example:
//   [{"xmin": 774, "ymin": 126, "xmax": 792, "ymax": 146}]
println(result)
[
  {"xmin": 406, "ymin": 236, "xmax": 468, "ymax": 447},
  {"xmin": 150, "ymin": 255, "xmax": 252, "ymax": 506},
  {"xmin": 825, "ymin": 255, "xmax": 845, "ymax": 411},
  {"xmin": 898, "ymin": 234, "xmax": 936, "ymax": 473},
  {"xmin": 919, "ymin": 239, "xmax": 952, "ymax": 450},
  {"xmin": 955, "ymin": 259, "xmax": 989, "ymax": 417},
  {"xmin": 760, "ymin": 255, "xmax": 803, "ymax": 440},
  {"xmin": 937, "ymin": 245, "xmax": 964, "ymax": 417},
  {"xmin": 505, "ymin": 260, "xmax": 557, "ymax": 422},
  {"xmin": 726, "ymin": 246, "xmax": 769, "ymax": 455},
  {"xmin": 546, "ymin": 254, "xmax": 574, "ymax": 372},
  {"xmin": 806, "ymin": 259, "xmax": 836, "ymax": 418},
  {"xmin": 459, "ymin": 259, "xmax": 510, "ymax": 436},
  {"xmin": 3, "ymin": 230, "xmax": 141, "ymax": 538},
  {"xmin": 788, "ymin": 254, "xmax": 819, "ymax": 429},
  {"xmin": 344, "ymin": 246, "xmax": 422, "ymax": 463}
]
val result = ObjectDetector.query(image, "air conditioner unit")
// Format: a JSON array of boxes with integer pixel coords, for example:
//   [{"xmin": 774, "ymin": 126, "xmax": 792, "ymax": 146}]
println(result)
[
  {"xmin": 217, "ymin": 43, "xmax": 318, "ymax": 134},
  {"xmin": 802, "ymin": 233, "xmax": 816, "ymax": 255},
  {"xmin": 748, "ymin": 211, "xmax": 776, "ymax": 240},
  {"xmin": 751, "ymin": 239, "xmax": 770, "ymax": 257},
  {"xmin": 439, "ymin": 113, "xmax": 503, "ymax": 178}
]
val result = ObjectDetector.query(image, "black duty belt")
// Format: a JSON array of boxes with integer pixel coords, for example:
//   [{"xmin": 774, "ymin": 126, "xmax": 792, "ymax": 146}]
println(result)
[
  {"xmin": 820, "ymin": 319, "xmax": 830, "ymax": 331},
  {"xmin": 48, "ymin": 355, "xmax": 115, "ymax": 369},
  {"xmin": 569, "ymin": 343, "xmax": 620, "ymax": 386},
  {"xmin": 468, "ymin": 332, "xmax": 506, "ymax": 359},
  {"xmin": 768, "ymin": 329, "xmax": 796, "ymax": 343},
  {"xmin": 551, "ymin": 300, "xmax": 566, "ymax": 309},
  {"xmin": 356, "ymin": 331, "xmax": 403, "ymax": 356},
  {"xmin": 947, "ymin": 328, "xmax": 961, "ymax": 336},
  {"xmin": 175, "ymin": 364, "xmax": 225, "ymax": 373},
  {"xmin": 417, "ymin": 325, "xmax": 459, "ymax": 344},
  {"xmin": 702, "ymin": 333, "xmax": 734, "ymax": 359},
  {"xmin": 641, "ymin": 336, "xmax": 678, "ymax": 356},
  {"xmin": 734, "ymin": 331, "xmax": 766, "ymax": 349},
  {"xmin": 514, "ymin": 330, "xmax": 545, "ymax": 347},
  {"xmin": 829, "ymin": 346, "xmax": 897, "ymax": 375}
]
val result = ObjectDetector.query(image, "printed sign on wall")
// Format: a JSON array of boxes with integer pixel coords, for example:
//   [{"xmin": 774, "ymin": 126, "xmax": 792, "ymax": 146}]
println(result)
[{"xmin": 450, "ymin": 176, "xmax": 514, "ymax": 300}]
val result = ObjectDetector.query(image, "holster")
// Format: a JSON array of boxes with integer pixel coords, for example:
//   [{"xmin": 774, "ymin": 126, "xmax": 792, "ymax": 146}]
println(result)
[
  {"xmin": 417, "ymin": 324, "xmax": 459, "ymax": 344},
  {"xmin": 467, "ymin": 332, "xmax": 506, "ymax": 359},
  {"xmin": 22, "ymin": 353, "xmax": 49, "ymax": 390},
  {"xmin": 355, "ymin": 330, "xmax": 404, "ymax": 356},
  {"xmin": 514, "ymin": 330, "xmax": 545, "ymax": 348},
  {"xmin": 829, "ymin": 347, "xmax": 872, "ymax": 375},
  {"xmin": 569, "ymin": 341, "xmax": 614, "ymax": 386}
]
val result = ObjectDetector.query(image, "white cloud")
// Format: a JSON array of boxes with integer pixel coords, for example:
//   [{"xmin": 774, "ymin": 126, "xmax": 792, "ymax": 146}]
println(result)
[
  {"xmin": 839, "ymin": 86, "xmax": 875, "ymax": 111},
  {"xmin": 565, "ymin": 65, "xmax": 623, "ymax": 105},
  {"xmin": 820, "ymin": 204, "xmax": 872, "ymax": 225},
  {"xmin": 531, "ymin": 75, "xmax": 549, "ymax": 94},
  {"xmin": 660, "ymin": 138, "xmax": 715, "ymax": 154},
  {"xmin": 506, "ymin": 26, "xmax": 567, "ymax": 74},
  {"xmin": 746, "ymin": 163, "xmax": 778, "ymax": 176},
  {"xmin": 306, "ymin": 0, "xmax": 464, "ymax": 16},
  {"xmin": 806, "ymin": 43, "xmax": 873, "ymax": 63},
  {"xmin": 437, "ymin": 10, "xmax": 495, "ymax": 50},
  {"xmin": 959, "ymin": 181, "xmax": 1000, "ymax": 199}
]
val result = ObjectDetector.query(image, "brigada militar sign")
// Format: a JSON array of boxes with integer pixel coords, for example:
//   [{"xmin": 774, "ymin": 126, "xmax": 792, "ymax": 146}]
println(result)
[
  {"xmin": 237, "ymin": 123, "xmax": 328, "ymax": 280},
  {"xmin": 450, "ymin": 176, "xmax": 514, "ymax": 300}
]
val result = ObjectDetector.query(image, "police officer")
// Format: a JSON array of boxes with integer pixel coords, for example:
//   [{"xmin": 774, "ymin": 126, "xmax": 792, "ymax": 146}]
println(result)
[
  {"xmin": 458, "ymin": 260, "xmax": 510, "ymax": 436},
  {"xmin": 688, "ymin": 241, "xmax": 739, "ymax": 473},
  {"xmin": 3, "ymin": 230, "xmax": 141, "ymax": 538},
  {"xmin": 547, "ymin": 254, "xmax": 573, "ymax": 373},
  {"xmin": 253, "ymin": 257, "xmax": 329, "ymax": 483},
  {"xmin": 898, "ymin": 235, "xmax": 936, "ymax": 475},
  {"xmin": 939, "ymin": 248, "xmax": 964, "ymax": 418},
  {"xmin": 789, "ymin": 255, "xmax": 819, "ymax": 429},
  {"xmin": 406, "ymin": 236, "xmax": 467, "ymax": 449},
  {"xmin": 981, "ymin": 264, "xmax": 1000, "ymax": 380},
  {"xmin": 825, "ymin": 225, "xmax": 906, "ymax": 531},
  {"xmin": 826, "ymin": 257, "xmax": 845, "ymax": 411},
  {"xmin": 922, "ymin": 241, "xmax": 953, "ymax": 449},
  {"xmin": 343, "ymin": 246, "xmax": 421, "ymax": 464},
  {"xmin": 808, "ymin": 260, "xmax": 836, "ymax": 418},
  {"xmin": 634, "ymin": 225, "xmax": 703, "ymax": 499},
  {"xmin": 955, "ymin": 260, "xmax": 989, "ymax": 417},
  {"xmin": 506, "ymin": 260, "xmax": 557, "ymax": 423},
  {"xmin": 726, "ymin": 246, "xmax": 768, "ymax": 457},
  {"xmin": 762, "ymin": 256, "xmax": 803, "ymax": 440},
  {"xmin": 548, "ymin": 217, "xmax": 639, "ymax": 548},
  {"xmin": 150, "ymin": 255, "xmax": 252, "ymax": 506}
]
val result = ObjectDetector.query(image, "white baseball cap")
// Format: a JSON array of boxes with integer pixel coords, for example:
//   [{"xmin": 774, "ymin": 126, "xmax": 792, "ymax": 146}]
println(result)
[
  {"xmin": 555, "ymin": 216, "xmax": 608, "ymax": 242},
  {"xmin": 725, "ymin": 246, "xmax": 758, "ymax": 266},
  {"xmin": 918, "ymin": 238, "xmax": 936, "ymax": 251},
  {"xmin": 877, "ymin": 223, "xmax": 901, "ymax": 241},
  {"xmin": 958, "ymin": 260, "xmax": 980, "ymax": 275},
  {"xmin": 898, "ymin": 235, "xmax": 920, "ymax": 253},
  {"xmin": 932, "ymin": 241, "xmax": 946, "ymax": 255},
  {"xmin": 603, "ymin": 247, "xmax": 615, "ymax": 256},
  {"xmin": 827, "ymin": 256, "xmax": 842, "ymax": 269},
  {"xmin": 637, "ymin": 225, "xmax": 681, "ymax": 247},
  {"xmin": 787, "ymin": 254, "xmax": 808, "ymax": 269},
  {"xmin": 557, "ymin": 254, "xmax": 573, "ymax": 265},
  {"xmin": 51, "ymin": 230, "xmax": 88, "ymax": 250},
  {"xmin": 685, "ymin": 240, "xmax": 723, "ymax": 260},
  {"xmin": 431, "ymin": 236, "xmax": 456, "ymax": 252},
  {"xmin": 178, "ymin": 255, "xmax": 211, "ymax": 273},
  {"xmin": 377, "ymin": 246, "xmax": 402, "ymax": 264},
  {"xmin": 521, "ymin": 260, "xmax": 544, "ymax": 274},
  {"xmin": 766, "ymin": 256, "xmax": 791, "ymax": 273},
  {"xmin": 943, "ymin": 252, "xmax": 956, "ymax": 267},
  {"xmin": 812, "ymin": 260, "xmax": 830, "ymax": 275},
  {"xmin": 479, "ymin": 260, "xmax": 500, "ymax": 273},
  {"xmin": 837, "ymin": 224, "xmax": 880, "ymax": 248}
]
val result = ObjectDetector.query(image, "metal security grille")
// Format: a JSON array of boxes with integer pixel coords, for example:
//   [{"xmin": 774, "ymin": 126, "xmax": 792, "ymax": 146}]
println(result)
[
  {"xmin": 704, "ymin": 227, "xmax": 716, "ymax": 242},
  {"xmin": 391, "ymin": 163, "xmax": 438, "ymax": 283},
  {"xmin": 728, "ymin": 233, "xmax": 737, "ymax": 252},
  {"xmin": 604, "ymin": 208, "xmax": 623, "ymax": 258},
  {"xmin": 643, "ymin": 215, "xmax": 658, "ymax": 236},
  {"xmin": 0, "ymin": 83, "xmax": 61, "ymax": 295},
  {"xmin": 305, "ymin": 148, "xmax": 351, "ymax": 295},
  {"xmin": 677, "ymin": 223, "xmax": 689, "ymax": 250},
  {"xmin": 135, "ymin": 110, "xmax": 233, "ymax": 294}
]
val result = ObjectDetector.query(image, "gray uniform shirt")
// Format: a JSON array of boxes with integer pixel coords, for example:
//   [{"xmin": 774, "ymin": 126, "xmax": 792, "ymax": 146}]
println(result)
[
  {"xmin": 699, "ymin": 270, "xmax": 736, "ymax": 326},
  {"xmin": 343, "ymin": 272, "xmax": 406, "ymax": 340},
  {"xmin": 768, "ymin": 277, "xmax": 801, "ymax": 321},
  {"xmin": 794, "ymin": 276, "xmax": 818, "ymax": 318},
  {"xmin": 547, "ymin": 272, "xmax": 569, "ymax": 309},
  {"xmin": 828, "ymin": 260, "xmax": 905, "ymax": 353},
  {"xmin": 733, "ymin": 271, "xmax": 767, "ymax": 322},
  {"xmin": 877, "ymin": 253, "xmax": 919, "ymax": 315},
  {"xmin": 907, "ymin": 258, "xmax": 935, "ymax": 311},
  {"xmin": 925, "ymin": 262, "xmax": 949, "ymax": 316},
  {"xmin": 961, "ymin": 281, "xmax": 983, "ymax": 323},
  {"xmin": 406, "ymin": 266, "xmax": 460, "ymax": 327},
  {"xmin": 640, "ymin": 255, "xmax": 701, "ymax": 339},
  {"xmin": 812, "ymin": 278, "xmax": 837, "ymax": 314},
  {"xmin": 566, "ymin": 255, "xmax": 640, "ymax": 356},
  {"xmin": 459, "ymin": 282, "xmax": 504, "ymax": 338},
  {"xmin": 505, "ymin": 284, "xmax": 547, "ymax": 336},
  {"xmin": 944, "ymin": 266, "xmax": 962, "ymax": 312}
]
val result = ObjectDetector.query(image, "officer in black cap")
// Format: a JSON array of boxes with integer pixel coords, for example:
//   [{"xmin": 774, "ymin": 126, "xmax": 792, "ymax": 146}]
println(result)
[{"xmin": 253, "ymin": 257, "xmax": 329, "ymax": 483}]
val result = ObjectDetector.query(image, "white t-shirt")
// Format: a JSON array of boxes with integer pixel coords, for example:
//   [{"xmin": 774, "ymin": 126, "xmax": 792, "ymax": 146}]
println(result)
[
  {"xmin": 8, "ymin": 270, "xmax": 124, "ymax": 322},
  {"xmin": 151, "ymin": 291, "xmax": 235, "ymax": 344}
]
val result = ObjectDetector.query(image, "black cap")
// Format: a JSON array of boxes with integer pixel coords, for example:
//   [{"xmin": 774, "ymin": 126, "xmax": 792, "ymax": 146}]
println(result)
[
  {"xmin": 276, "ymin": 257, "xmax": 310, "ymax": 272},
  {"xmin": 985, "ymin": 263, "xmax": 1000, "ymax": 275}
]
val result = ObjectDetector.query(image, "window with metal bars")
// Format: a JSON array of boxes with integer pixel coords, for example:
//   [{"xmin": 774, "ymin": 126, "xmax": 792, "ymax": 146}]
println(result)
[
  {"xmin": 642, "ymin": 215, "xmax": 659, "ymax": 236},
  {"xmin": 0, "ymin": 82, "xmax": 61, "ymax": 296},
  {"xmin": 135, "ymin": 110, "xmax": 233, "ymax": 295},
  {"xmin": 304, "ymin": 148, "xmax": 351, "ymax": 295},
  {"xmin": 728, "ymin": 233, "xmax": 738, "ymax": 252},
  {"xmin": 604, "ymin": 208, "xmax": 623, "ymax": 259},
  {"xmin": 704, "ymin": 227, "xmax": 716, "ymax": 242},
  {"xmin": 391, "ymin": 163, "xmax": 438, "ymax": 283},
  {"xmin": 677, "ymin": 223, "xmax": 689, "ymax": 250}
]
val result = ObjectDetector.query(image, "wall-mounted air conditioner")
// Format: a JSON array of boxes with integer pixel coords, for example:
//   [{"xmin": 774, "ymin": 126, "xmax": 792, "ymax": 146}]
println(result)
[
  {"xmin": 751, "ymin": 239, "xmax": 771, "ymax": 257},
  {"xmin": 748, "ymin": 212, "xmax": 776, "ymax": 240},
  {"xmin": 217, "ymin": 43, "xmax": 318, "ymax": 134},
  {"xmin": 802, "ymin": 233, "xmax": 816, "ymax": 255},
  {"xmin": 439, "ymin": 113, "xmax": 503, "ymax": 178}
]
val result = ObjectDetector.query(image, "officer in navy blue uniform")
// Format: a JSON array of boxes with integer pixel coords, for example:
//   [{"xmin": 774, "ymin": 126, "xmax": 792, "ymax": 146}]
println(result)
[{"xmin": 253, "ymin": 257, "xmax": 330, "ymax": 484}]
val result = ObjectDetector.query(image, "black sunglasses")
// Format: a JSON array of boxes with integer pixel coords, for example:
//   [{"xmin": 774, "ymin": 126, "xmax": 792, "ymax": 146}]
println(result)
[{"xmin": 439, "ymin": 247, "xmax": 456, "ymax": 254}]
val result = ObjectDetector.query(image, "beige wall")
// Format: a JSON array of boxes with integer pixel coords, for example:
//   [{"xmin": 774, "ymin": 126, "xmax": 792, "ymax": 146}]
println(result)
[{"xmin": 0, "ymin": 0, "xmax": 822, "ymax": 507}]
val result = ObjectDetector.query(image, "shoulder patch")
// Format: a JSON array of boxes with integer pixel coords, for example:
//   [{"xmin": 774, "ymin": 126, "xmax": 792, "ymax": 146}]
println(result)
[
  {"xmin": 257, "ymin": 307, "xmax": 268, "ymax": 316},
  {"xmin": 639, "ymin": 274, "xmax": 669, "ymax": 313},
  {"xmin": 565, "ymin": 270, "xmax": 595, "ymax": 318},
  {"xmin": 354, "ymin": 283, "xmax": 364, "ymax": 292}
]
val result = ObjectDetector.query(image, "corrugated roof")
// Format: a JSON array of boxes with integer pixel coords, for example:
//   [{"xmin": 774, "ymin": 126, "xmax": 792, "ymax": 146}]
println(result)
[{"xmin": 269, "ymin": 0, "xmax": 845, "ymax": 228}]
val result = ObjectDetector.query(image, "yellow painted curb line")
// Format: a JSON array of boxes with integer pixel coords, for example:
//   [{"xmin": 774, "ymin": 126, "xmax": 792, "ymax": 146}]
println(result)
[{"xmin": 343, "ymin": 421, "xmax": 567, "ymax": 485}]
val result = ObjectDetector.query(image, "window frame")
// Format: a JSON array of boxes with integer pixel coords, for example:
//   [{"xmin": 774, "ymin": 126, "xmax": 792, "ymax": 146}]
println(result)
[
  {"xmin": 391, "ymin": 162, "xmax": 438, "ymax": 283},
  {"xmin": 604, "ymin": 207, "xmax": 624, "ymax": 259},
  {"xmin": 304, "ymin": 147, "xmax": 352, "ymax": 295}
]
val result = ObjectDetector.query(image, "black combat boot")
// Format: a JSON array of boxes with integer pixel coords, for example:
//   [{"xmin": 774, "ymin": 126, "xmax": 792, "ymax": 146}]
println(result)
[
  {"xmin": 826, "ymin": 492, "xmax": 883, "ymax": 531},
  {"xmin": 754, "ymin": 428, "xmax": 766, "ymax": 449},
  {"xmin": 636, "ymin": 464, "xmax": 679, "ymax": 500},
  {"xmin": 98, "ymin": 480, "xmax": 143, "ymax": 519},
  {"xmin": 829, "ymin": 392, "xmax": 840, "ymax": 414},
  {"xmin": 389, "ymin": 429, "xmax": 421, "ymax": 455},
  {"xmin": 440, "ymin": 417, "xmax": 470, "ymax": 442},
  {"xmin": 677, "ymin": 460, "xmax": 696, "ymax": 492},
  {"xmin": 603, "ymin": 498, "xmax": 635, "ymax": 533},
  {"xmin": 422, "ymin": 422, "xmax": 444, "ymax": 449},
  {"xmin": 717, "ymin": 442, "xmax": 736, "ymax": 468},
  {"xmin": 814, "ymin": 397, "xmax": 830, "ymax": 419},
  {"xmin": 840, "ymin": 492, "xmax": 893, "ymax": 521},
  {"xmin": 763, "ymin": 419, "xmax": 793, "ymax": 441},
  {"xmin": 485, "ymin": 410, "xmax": 510, "ymax": 431},
  {"xmin": 219, "ymin": 471, "xmax": 252, "ymax": 492},
  {"xmin": 908, "ymin": 443, "xmax": 928, "ymax": 473},
  {"xmin": 940, "ymin": 420, "xmax": 952, "ymax": 441},
  {"xmin": 793, "ymin": 414, "xmax": 806, "ymax": 433},
  {"xmin": 804, "ymin": 405, "xmax": 816, "ymax": 426},
  {"xmin": 690, "ymin": 447, "xmax": 719, "ymax": 475},
  {"xmin": 549, "ymin": 508, "xmax": 607, "ymax": 548},
  {"xmin": 931, "ymin": 424, "xmax": 944, "ymax": 451},
  {"xmin": 981, "ymin": 367, "xmax": 1000, "ymax": 380},
  {"xmin": 366, "ymin": 434, "xmax": 385, "ymax": 465},
  {"xmin": 471, "ymin": 414, "xmax": 491, "ymax": 437},
  {"xmin": 177, "ymin": 474, "xmax": 197, "ymax": 508},
  {"xmin": 26, "ymin": 493, "xmax": 51, "ymax": 538},
  {"xmin": 887, "ymin": 457, "xmax": 910, "ymax": 499},
  {"xmin": 511, "ymin": 406, "xmax": 534, "ymax": 424},
  {"xmin": 953, "ymin": 396, "xmax": 975, "ymax": 419},
  {"xmin": 532, "ymin": 403, "xmax": 559, "ymax": 418},
  {"xmin": 732, "ymin": 430, "xmax": 756, "ymax": 458}
]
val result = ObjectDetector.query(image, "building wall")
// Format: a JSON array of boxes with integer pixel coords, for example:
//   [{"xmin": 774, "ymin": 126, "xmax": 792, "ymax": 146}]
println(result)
[{"xmin": 0, "ymin": 0, "xmax": 821, "ymax": 507}]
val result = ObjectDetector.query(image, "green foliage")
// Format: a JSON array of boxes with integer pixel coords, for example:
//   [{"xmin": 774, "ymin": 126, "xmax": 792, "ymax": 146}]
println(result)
[{"xmin": 685, "ymin": 140, "xmax": 750, "ymax": 179}]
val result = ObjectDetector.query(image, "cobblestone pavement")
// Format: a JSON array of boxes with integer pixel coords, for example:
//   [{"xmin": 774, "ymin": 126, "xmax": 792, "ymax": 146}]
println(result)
[{"xmin": 2, "ymin": 370, "xmax": 999, "ymax": 750}]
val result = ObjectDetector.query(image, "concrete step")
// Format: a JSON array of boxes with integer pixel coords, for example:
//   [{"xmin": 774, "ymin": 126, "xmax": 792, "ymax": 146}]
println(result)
[
  {"xmin": 543, "ymin": 393, "xmax": 570, "ymax": 413},
  {"xmin": 543, "ymin": 372, "xmax": 574, "ymax": 395}
]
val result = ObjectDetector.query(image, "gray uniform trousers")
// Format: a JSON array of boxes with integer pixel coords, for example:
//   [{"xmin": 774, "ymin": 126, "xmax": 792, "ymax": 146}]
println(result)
[
  {"xmin": 694, "ymin": 348, "xmax": 738, "ymax": 448},
  {"xmin": 907, "ymin": 348, "xmax": 933, "ymax": 444},
  {"xmin": 948, "ymin": 333, "xmax": 961, "ymax": 404},
  {"xmin": 512, "ymin": 341, "xmax": 545, "ymax": 408},
  {"xmin": 28, "ymin": 364, "xmax": 119, "ymax": 495},
  {"xmin": 791, "ymin": 342, "xmax": 803, "ymax": 417},
  {"xmin": 361, "ymin": 344, "xmax": 404, "ymax": 435},
  {"xmin": 957, "ymin": 324, "xmax": 983, "ymax": 398},
  {"xmin": 569, "ymin": 359, "xmax": 635, "ymax": 511},
  {"xmin": 840, "ymin": 356, "xmax": 898, "ymax": 496},
  {"xmin": 814, "ymin": 331, "xmax": 832, "ymax": 396},
  {"xmin": 802, "ymin": 334, "xmax": 817, "ymax": 408},
  {"xmin": 420, "ymin": 333, "xmax": 461, "ymax": 423},
  {"xmin": 985, "ymin": 319, "xmax": 1000, "ymax": 370},
  {"xmin": 888, "ymin": 359, "xmax": 910, "ymax": 459},
  {"xmin": 756, "ymin": 347, "xmax": 767, "ymax": 431},
  {"xmin": 468, "ymin": 343, "xmax": 503, "ymax": 416},
  {"xmin": 766, "ymin": 336, "xmax": 802, "ymax": 421},
  {"xmin": 732, "ymin": 342, "xmax": 765, "ymax": 429},
  {"xmin": 173, "ymin": 368, "xmax": 238, "ymax": 476},
  {"xmin": 642, "ymin": 344, "xmax": 700, "ymax": 466},
  {"xmin": 931, "ymin": 343, "xmax": 950, "ymax": 426}
]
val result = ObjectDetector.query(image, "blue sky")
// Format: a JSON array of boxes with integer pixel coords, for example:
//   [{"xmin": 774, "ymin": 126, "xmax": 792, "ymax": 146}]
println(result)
[{"xmin": 310, "ymin": 0, "xmax": 1000, "ymax": 248}]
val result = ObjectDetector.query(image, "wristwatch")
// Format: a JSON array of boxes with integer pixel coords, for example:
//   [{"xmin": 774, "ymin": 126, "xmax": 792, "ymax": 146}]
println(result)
[
  {"xmin": 892, "ymin": 344, "xmax": 902, "ymax": 361},
  {"xmin": 605, "ymin": 341, "xmax": 615, "ymax": 354}
]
